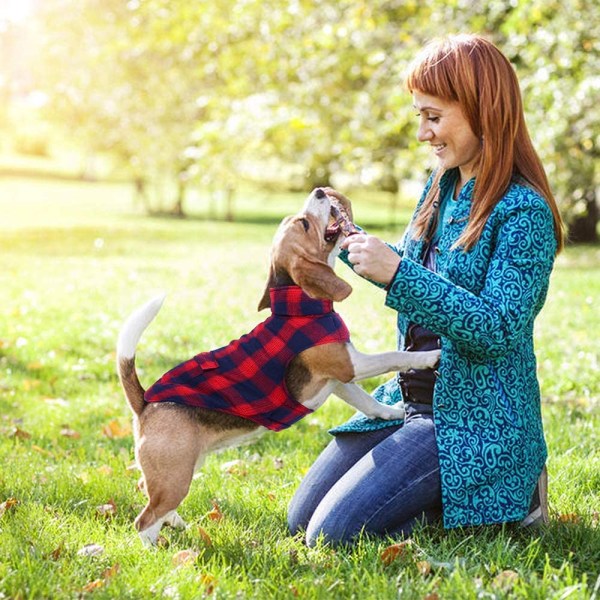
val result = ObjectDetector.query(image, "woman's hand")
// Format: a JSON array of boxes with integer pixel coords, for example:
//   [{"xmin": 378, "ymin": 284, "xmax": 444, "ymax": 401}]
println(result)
[
  {"xmin": 340, "ymin": 234, "xmax": 401, "ymax": 286},
  {"xmin": 323, "ymin": 187, "xmax": 353, "ymax": 222}
]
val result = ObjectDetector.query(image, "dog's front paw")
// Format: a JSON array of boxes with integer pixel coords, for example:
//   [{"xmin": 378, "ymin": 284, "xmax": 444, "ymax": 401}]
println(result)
[
  {"xmin": 406, "ymin": 349, "xmax": 441, "ymax": 371},
  {"xmin": 369, "ymin": 401, "xmax": 405, "ymax": 421}
]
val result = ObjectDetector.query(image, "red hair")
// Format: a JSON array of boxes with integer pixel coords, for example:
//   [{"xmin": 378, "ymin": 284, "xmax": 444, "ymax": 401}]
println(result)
[{"xmin": 405, "ymin": 34, "xmax": 564, "ymax": 252}]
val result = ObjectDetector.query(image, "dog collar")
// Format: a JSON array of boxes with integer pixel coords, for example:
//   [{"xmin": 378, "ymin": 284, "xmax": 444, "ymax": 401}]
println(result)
[{"xmin": 269, "ymin": 286, "xmax": 334, "ymax": 317}]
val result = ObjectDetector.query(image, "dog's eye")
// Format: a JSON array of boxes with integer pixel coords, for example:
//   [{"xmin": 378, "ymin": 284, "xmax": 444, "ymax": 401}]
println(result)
[{"xmin": 300, "ymin": 218, "xmax": 310, "ymax": 232}]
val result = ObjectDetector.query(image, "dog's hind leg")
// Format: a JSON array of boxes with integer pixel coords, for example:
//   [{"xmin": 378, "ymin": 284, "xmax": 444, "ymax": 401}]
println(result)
[
  {"xmin": 135, "ymin": 479, "xmax": 193, "ymax": 546},
  {"xmin": 135, "ymin": 477, "xmax": 193, "ymax": 546},
  {"xmin": 134, "ymin": 436, "xmax": 199, "ymax": 546}
]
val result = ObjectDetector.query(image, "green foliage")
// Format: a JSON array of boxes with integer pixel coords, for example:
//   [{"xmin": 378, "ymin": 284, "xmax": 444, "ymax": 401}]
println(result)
[
  {"xmin": 0, "ymin": 178, "xmax": 598, "ymax": 598},
  {"xmin": 500, "ymin": 0, "xmax": 600, "ymax": 241},
  {"xmin": 26, "ymin": 0, "xmax": 598, "ymax": 233}
]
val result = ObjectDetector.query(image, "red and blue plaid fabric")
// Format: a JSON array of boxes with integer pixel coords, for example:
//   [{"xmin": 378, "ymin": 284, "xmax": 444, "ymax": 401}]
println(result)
[{"xmin": 144, "ymin": 286, "xmax": 350, "ymax": 431}]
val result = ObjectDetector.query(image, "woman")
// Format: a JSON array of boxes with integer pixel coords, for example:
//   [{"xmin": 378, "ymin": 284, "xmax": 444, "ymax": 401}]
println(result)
[{"xmin": 287, "ymin": 34, "xmax": 564, "ymax": 546}]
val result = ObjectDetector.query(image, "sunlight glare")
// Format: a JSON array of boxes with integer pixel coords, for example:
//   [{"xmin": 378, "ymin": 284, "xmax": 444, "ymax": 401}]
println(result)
[{"xmin": 0, "ymin": 0, "xmax": 34, "ymax": 24}]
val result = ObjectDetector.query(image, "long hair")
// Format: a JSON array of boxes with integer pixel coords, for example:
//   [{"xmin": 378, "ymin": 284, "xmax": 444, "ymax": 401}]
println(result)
[{"xmin": 405, "ymin": 34, "xmax": 564, "ymax": 253}]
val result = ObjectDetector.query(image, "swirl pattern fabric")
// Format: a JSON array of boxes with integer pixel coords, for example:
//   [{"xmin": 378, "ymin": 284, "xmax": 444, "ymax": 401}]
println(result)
[{"xmin": 331, "ymin": 169, "xmax": 557, "ymax": 528}]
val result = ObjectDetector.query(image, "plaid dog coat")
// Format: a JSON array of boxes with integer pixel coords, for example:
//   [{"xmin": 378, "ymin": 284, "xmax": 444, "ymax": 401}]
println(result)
[{"xmin": 144, "ymin": 286, "xmax": 350, "ymax": 431}]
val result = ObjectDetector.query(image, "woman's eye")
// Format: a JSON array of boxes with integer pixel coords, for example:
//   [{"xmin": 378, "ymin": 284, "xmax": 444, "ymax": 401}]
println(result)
[{"xmin": 415, "ymin": 113, "xmax": 439, "ymax": 123}]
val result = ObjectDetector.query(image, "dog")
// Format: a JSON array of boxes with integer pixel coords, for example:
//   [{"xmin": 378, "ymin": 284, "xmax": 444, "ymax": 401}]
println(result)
[{"xmin": 116, "ymin": 188, "xmax": 440, "ymax": 545}]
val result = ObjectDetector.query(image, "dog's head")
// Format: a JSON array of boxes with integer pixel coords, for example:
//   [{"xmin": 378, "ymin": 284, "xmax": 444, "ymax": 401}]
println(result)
[{"xmin": 258, "ymin": 188, "xmax": 352, "ymax": 310}]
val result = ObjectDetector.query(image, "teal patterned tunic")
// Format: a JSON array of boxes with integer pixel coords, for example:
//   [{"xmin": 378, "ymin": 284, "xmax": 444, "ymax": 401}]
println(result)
[{"xmin": 331, "ymin": 169, "xmax": 557, "ymax": 528}]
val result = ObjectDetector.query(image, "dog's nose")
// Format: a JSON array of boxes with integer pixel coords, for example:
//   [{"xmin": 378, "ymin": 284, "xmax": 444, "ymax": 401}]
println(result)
[{"xmin": 315, "ymin": 188, "xmax": 326, "ymax": 199}]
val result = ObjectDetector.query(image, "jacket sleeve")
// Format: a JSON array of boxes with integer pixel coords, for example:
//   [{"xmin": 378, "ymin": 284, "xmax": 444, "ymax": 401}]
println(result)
[
  {"xmin": 338, "ymin": 241, "xmax": 402, "ymax": 290},
  {"xmin": 384, "ymin": 198, "xmax": 557, "ymax": 360}
]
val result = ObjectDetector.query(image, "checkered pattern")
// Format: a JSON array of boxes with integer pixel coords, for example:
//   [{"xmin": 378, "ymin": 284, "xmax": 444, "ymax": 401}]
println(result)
[{"xmin": 144, "ymin": 286, "xmax": 350, "ymax": 431}]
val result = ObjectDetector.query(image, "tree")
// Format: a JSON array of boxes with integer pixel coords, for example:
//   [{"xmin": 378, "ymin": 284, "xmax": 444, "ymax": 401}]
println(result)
[
  {"xmin": 500, "ymin": 0, "xmax": 599, "ymax": 242},
  {"xmin": 31, "ymin": 0, "xmax": 599, "ymax": 236}
]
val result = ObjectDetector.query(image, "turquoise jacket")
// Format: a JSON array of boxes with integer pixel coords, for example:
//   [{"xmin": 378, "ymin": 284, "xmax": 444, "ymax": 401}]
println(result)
[{"xmin": 331, "ymin": 169, "xmax": 557, "ymax": 528}]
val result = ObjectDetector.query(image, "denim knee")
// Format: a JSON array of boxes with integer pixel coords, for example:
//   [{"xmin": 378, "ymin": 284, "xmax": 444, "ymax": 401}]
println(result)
[
  {"xmin": 303, "ymin": 505, "xmax": 360, "ymax": 547},
  {"xmin": 287, "ymin": 504, "xmax": 306, "ymax": 537}
]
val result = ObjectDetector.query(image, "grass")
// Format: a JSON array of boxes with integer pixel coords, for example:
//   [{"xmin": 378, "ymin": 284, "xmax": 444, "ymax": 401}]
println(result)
[{"xmin": 0, "ymin": 176, "xmax": 598, "ymax": 599}]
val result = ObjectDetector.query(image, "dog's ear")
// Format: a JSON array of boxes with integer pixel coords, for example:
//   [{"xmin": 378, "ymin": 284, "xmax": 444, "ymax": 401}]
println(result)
[
  {"xmin": 289, "ymin": 256, "xmax": 352, "ymax": 302},
  {"xmin": 258, "ymin": 253, "xmax": 277, "ymax": 312},
  {"xmin": 257, "ymin": 286, "xmax": 271, "ymax": 311},
  {"xmin": 258, "ymin": 264, "xmax": 276, "ymax": 311}
]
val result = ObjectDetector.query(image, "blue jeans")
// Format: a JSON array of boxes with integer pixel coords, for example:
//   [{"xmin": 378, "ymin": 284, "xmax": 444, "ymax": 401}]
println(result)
[{"xmin": 287, "ymin": 403, "xmax": 443, "ymax": 546}]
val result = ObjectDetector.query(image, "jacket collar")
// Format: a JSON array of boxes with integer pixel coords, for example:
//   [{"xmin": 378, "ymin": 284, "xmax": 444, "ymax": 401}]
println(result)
[
  {"xmin": 270, "ymin": 286, "xmax": 334, "ymax": 316},
  {"xmin": 439, "ymin": 168, "xmax": 475, "ymax": 203}
]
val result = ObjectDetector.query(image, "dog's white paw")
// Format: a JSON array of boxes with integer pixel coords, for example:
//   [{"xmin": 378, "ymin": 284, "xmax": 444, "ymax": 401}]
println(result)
[
  {"xmin": 407, "ymin": 349, "xmax": 441, "ymax": 370},
  {"xmin": 165, "ymin": 511, "xmax": 187, "ymax": 529},
  {"xmin": 139, "ymin": 524, "xmax": 162, "ymax": 547},
  {"xmin": 372, "ymin": 401, "xmax": 405, "ymax": 421}
]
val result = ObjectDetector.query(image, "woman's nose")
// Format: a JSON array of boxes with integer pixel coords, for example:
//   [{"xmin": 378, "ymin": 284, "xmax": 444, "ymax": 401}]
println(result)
[{"xmin": 417, "ymin": 120, "xmax": 432, "ymax": 143}]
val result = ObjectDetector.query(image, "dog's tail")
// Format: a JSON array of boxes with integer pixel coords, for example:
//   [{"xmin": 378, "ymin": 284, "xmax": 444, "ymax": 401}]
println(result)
[{"xmin": 116, "ymin": 294, "xmax": 166, "ymax": 417}]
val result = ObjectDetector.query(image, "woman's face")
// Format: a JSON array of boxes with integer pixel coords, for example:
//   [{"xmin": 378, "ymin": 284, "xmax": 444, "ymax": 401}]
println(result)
[{"xmin": 413, "ymin": 91, "xmax": 481, "ymax": 186}]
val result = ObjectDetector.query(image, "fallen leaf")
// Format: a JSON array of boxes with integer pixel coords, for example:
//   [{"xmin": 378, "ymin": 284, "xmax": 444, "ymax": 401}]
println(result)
[
  {"xmin": 380, "ymin": 540, "xmax": 412, "ymax": 566},
  {"xmin": 22, "ymin": 379, "xmax": 41, "ymax": 391},
  {"xmin": 96, "ymin": 499, "xmax": 117, "ymax": 519},
  {"xmin": 220, "ymin": 459, "xmax": 247, "ymax": 476},
  {"xmin": 101, "ymin": 564, "xmax": 120, "ymax": 580},
  {"xmin": 32, "ymin": 445, "xmax": 55, "ymax": 458},
  {"xmin": 10, "ymin": 427, "xmax": 31, "ymax": 440},
  {"xmin": 197, "ymin": 526, "xmax": 213, "ymax": 547},
  {"xmin": 77, "ymin": 471, "xmax": 91, "ymax": 484},
  {"xmin": 172, "ymin": 549, "xmax": 199, "ymax": 567},
  {"xmin": 81, "ymin": 579, "xmax": 104, "ymax": 592},
  {"xmin": 416, "ymin": 560, "xmax": 432, "ymax": 576},
  {"xmin": 0, "ymin": 498, "xmax": 18, "ymax": 517},
  {"xmin": 43, "ymin": 397, "xmax": 69, "ymax": 407},
  {"xmin": 492, "ymin": 569, "xmax": 519, "ymax": 589},
  {"xmin": 49, "ymin": 544, "xmax": 64, "ymax": 560},
  {"xmin": 559, "ymin": 513, "xmax": 582, "ymax": 524},
  {"xmin": 77, "ymin": 543, "xmax": 104, "ymax": 557},
  {"xmin": 101, "ymin": 419, "xmax": 131, "ymax": 439},
  {"xmin": 206, "ymin": 501, "xmax": 223, "ymax": 522},
  {"xmin": 60, "ymin": 426, "xmax": 81, "ymax": 439},
  {"xmin": 198, "ymin": 573, "xmax": 217, "ymax": 594},
  {"xmin": 423, "ymin": 594, "xmax": 440, "ymax": 600},
  {"xmin": 79, "ymin": 565, "xmax": 120, "ymax": 594}
]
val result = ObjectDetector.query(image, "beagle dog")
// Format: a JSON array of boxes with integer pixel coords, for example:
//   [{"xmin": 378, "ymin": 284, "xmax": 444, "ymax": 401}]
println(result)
[{"xmin": 116, "ymin": 188, "xmax": 440, "ymax": 546}]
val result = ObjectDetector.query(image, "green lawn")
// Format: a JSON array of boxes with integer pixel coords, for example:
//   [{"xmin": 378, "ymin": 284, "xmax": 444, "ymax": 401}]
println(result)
[{"xmin": 0, "ymin": 177, "xmax": 598, "ymax": 599}]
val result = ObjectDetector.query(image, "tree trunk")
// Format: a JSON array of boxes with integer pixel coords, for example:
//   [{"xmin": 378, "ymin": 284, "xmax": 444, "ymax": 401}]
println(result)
[
  {"xmin": 568, "ymin": 193, "xmax": 599, "ymax": 244},
  {"xmin": 172, "ymin": 179, "xmax": 187, "ymax": 217},
  {"xmin": 225, "ymin": 186, "xmax": 235, "ymax": 222}
]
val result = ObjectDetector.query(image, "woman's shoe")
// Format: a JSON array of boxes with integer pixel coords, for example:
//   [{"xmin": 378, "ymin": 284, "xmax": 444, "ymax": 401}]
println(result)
[{"xmin": 521, "ymin": 464, "xmax": 549, "ymax": 527}]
